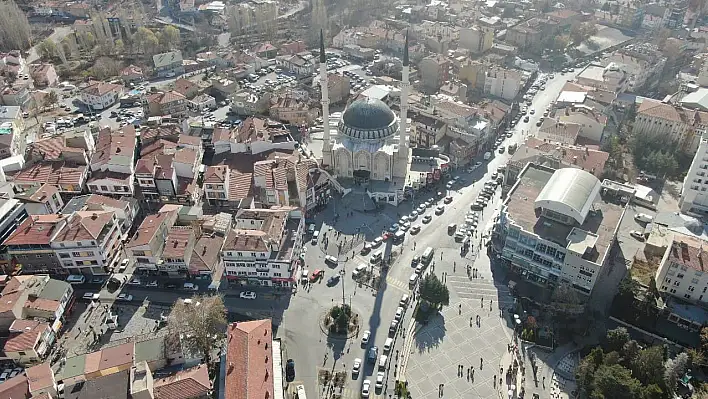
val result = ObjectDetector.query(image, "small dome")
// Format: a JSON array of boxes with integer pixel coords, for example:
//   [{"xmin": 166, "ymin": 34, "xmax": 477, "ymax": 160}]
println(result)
[{"xmin": 338, "ymin": 98, "xmax": 398, "ymax": 141}]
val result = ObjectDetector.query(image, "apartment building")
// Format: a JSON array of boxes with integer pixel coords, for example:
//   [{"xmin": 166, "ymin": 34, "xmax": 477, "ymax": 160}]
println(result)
[
  {"xmin": 681, "ymin": 136, "xmax": 708, "ymax": 215},
  {"xmin": 4, "ymin": 320, "xmax": 53, "ymax": 365},
  {"xmin": 158, "ymin": 226, "xmax": 196, "ymax": 276},
  {"xmin": 15, "ymin": 183, "xmax": 65, "ymax": 215},
  {"xmin": 576, "ymin": 63, "xmax": 628, "ymax": 93},
  {"xmin": 144, "ymin": 91, "xmax": 188, "ymax": 117},
  {"xmin": 656, "ymin": 233, "xmax": 708, "ymax": 307},
  {"xmin": 483, "ymin": 67, "xmax": 522, "ymax": 101},
  {"xmin": 29, "ymin": 63, "xmax": 58, "ymax": 88},
  {"xmin": 269, "ymin": 96, "xmax": 317, "ymax": 125},
  {"xmin": 88, "ymin": 127, "xmax": 137, "ymax": 196},
  {"xmin": 81, "ymin": 82, "xmax": 123, "ymax": 111},
  {"xmin": 459, "ymin": 25, "xmax": 494, "ymax": 54},
  {"xmin": 230, "ymin": 91, "xmax": 272, "ymax": 116},
  {"xmin": 0, "ymin": 275, "xmax": 73, "ymax": 331},
  {"xmin": 634, "ymin": 99, "xmax": 706, "ymax": 153},
  {"xmin": 3, "ymin": 214, "xmax": 63, "ymax": 275},
  {"xmin": 222, "ymin": 207, "xmax": 304, "ymax": 287},
  {"xmin": 51, "ymin": 211, "xmax": 123, "ymax": 275},
  {"xmin": 127, "ymin": 207, "xmax": 179, "ymax": 272},
  {"xmin": 62, "ymin": 194, "xmax": 139, "ymax": 237},
  {"xmin": 498, "ymin": 164, "xmax": 627, "ymax": 299},
  {"xmin": 153, "ymin": 51, "xmax": 185, "ymax": 78},
  {"xmin": 419, "ymin": 55, "xmax": 450, "ymax": 93}
]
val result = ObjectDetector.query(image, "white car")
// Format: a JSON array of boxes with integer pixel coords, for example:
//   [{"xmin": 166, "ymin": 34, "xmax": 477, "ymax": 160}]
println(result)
[
  {"xmin": 635, "ymin": 213, "xmax": 653, "ymax": 223},
  {"xmin": 435, "ymin": 206, "xmax": 445, "ymax": 215},
  {"xmin": 128, "ymin": 278, "xmax": 141, "ymax": 286},
  {"xmin": 395, "ymin": 306, "xmax": 404, "ymax": 321},
  {"xmin": 372, "ymin": 237, "xmax": 384, "ymax": 247},
  {"xmin": 117, "ymin": 294, "xmax": 133, "ymax": 301},
  {"xmin": 239, "ymin": 291, "xmax": 257, "ymax": 300},
  {"xmin": 376, "ymin": 372, "xmax": 385, "ymax": 389},
  {"xmin": 362, "ymin": 380, "xmax": 371, "ymax": 397},
  {"xmin": 352, "ymin": 358, "xmax": 362, "ymax": 376},
  {"xmin": 630, "ymin": 230, "xmax": 645, "ymax": 241},
  {"xmin": 409, "ymin": 211, "xmax": 418, "ymax": 220},
  {"xmin": 422, "ymin": 215, "xmax": 432, "ymax": 224},
  {"xmin": 325, "ymin": 255, "xmax": 338, "ymax": 265},
  {"xmin": 410, "ymin": 225, "xmax": 421, "ymax": 235},
  {"xmin": 82, "ymin": 293, "xmax": 99, "ymax": 300},
  {"xmin": 362, "ymin": 330, "xmax": 371, "ymax": 345},
  {"xmin": 147, "ymin": 281, "xmax": 158, "ymax": 287}
]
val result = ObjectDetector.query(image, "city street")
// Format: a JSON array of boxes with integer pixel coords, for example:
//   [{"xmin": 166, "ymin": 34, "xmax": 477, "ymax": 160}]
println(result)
[{"xmin": 277, "ymin": 70, "xmax": 581, "ymax": 399}]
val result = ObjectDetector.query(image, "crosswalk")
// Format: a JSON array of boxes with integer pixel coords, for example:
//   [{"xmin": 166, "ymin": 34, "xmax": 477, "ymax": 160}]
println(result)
[
  {"xmin": 335, "ymin": 386, "xmax": 387, "ymax": 399},
  {"xmin": 446, "ymin": 275, "xmax": 515, "ymax": 307},
  {"xmin": 384, "ymin": 275, "xmax": 411, "ymax": 293}
]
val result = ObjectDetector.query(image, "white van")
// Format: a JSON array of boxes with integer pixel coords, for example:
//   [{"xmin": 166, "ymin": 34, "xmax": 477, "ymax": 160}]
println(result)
[
  {"xmin": 370, "ymin": 250, "xmax": 382, "ymax": 264},
  {"xmin": 378, "ymin": 354, "xmax": 388, "ymax": 371},
  {"xmin": 409, "ymin": 273, "xmax": 419, "ymax": 287},
  {"xmin": 383, "ymin": 337, "xmax": 393, "ymax": 353},
  {"xmin": 352, "ymin": 263, "xmax": 367, "ymax": 278},
  {"xmin": 311, "ymin": 230, "xmax": 320, "ymax": 245},
  {"xmin": 301, "ymin": 269, "xmax": 309, "ymax": 283}
]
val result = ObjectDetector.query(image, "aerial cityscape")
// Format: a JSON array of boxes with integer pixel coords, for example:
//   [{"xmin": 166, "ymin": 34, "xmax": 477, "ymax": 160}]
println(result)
[{"xmin": 0, "ymin": 0, "xmax": 707, "ymax": 398}]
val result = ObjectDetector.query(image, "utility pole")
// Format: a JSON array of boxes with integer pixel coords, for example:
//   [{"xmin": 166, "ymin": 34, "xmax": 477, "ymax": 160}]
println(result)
[{"xmin": 340, "ymin": 263, "xmax": 346, "ymax": 306}]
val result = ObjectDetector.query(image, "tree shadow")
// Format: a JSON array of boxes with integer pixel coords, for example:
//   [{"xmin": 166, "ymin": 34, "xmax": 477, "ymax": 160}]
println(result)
[{"xmin": 414, "ymin": 312, "xmax": 447, "ymax": 353}]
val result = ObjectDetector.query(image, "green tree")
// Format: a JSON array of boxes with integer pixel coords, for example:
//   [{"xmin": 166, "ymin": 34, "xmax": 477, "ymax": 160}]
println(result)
[
  {"xmin": 44, "ymin": 90, "xmax": 58, "ymax": 110},
  {"xmin": 592, "ymin": 364, "xmax": 643, "ymax": 399},
  {"xmin": 37, "ymin": 39, "xmax": 57, "ymax": 60},
  {"xmin": 664, "ymin": 353, "xmax": 689, "ymax": 394},
  {"xmin": 133, "ymin": 27, "xmax": 159, "ymax": 55},
  {"xmin": 419, "ymin": 273, "xmax": 450, "ymax": 310},
  {"xmin": 115, "ymin": 39, "xmax": 124, "ymax": 53},
  {"xmin": 631, "ymin": 346, "xmax": 666, "ymax": 386},
  {"xmin": 159, "ymin": 25, "xmax": 181, "ymax": 50},
  {"xmin": 642, "ymin": 384, "xmax": 665, "ymax": 399},
  {"xmin": 621, "ymin": 340, "xmax": 641, "ymax": 364},
  {"xmin": 576, "ymin": 347, "xmax": 604, "ymax": 395},
  {"xmin": 169, "ymin": 294, "xmax": 227, "ymax": 364},
  {"xmin": 606, "ymin": 327, "xmax": 630, "ymax": 353}
]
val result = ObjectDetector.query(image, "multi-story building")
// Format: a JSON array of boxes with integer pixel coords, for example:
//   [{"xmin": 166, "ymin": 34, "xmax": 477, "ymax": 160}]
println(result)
[
  {"xmin": 127, "ymin": 207, "xmax": 179, "ymax": 272},
  {"xmin": 681, "ymin": 136, "xmax": 708, "ymax": 215},
  {"xmin": 0, "ymin": 275, "xmax": 73, "ymax": 331},
  {"xmin": 655, "ymin": 233, "xmax": 708, "ymax": 308},
  {"xmin": 459, "ymin": 25, "xmax": 494, "ymax": 54},
  {"xmin": 15, "ymin": 183, "xmax": 65, "ymax": 215},
  {"xmin": 144, "ymin": 91, "xmax": 187, "ymax": 117},
  {"xmin": 497, "ymin": 164, "xmax": 627, "ymax": 299},
  {"xmin": 87, "ymin": 127, "xmax": 137, "ymax": 197},
  {"xmin": 230, "ymin": 91, "xmax": 272, "ymax": 116},
  {"xmin": 158, "ymin": 226, "xmax": 196, "ymax": 276},
  {"xmin": 506, "ymin": 21, "xmax": 542, "ymax": 50},
  {"xmin": 634, "ymin": 99, "xmax": 706, "ymax": 153},
  {"xmin": 418, "ymin": 55, "xmax": 450, "ymax": 93},
  {"xmin": 576, "ymin": 63, "xmax": 628, "ymax": 93},
  {"xmin": 153, "ymin": 51, "xmax": 185, "ymax": 78},
  {"xmin": 62, "ymin": 194, "xmax": 139, "ymax": 238},
  {"xmin": 276, "ymin": 53, "xmax": 315, "ymax": 77},
  {"xmin": 29, "ymin": 63, "xmax": 58, "ymax": 88},
  {"xmin": 51, "ymin": 210, "xmax": 123, "ymax": 275},
  {"xmin": 483, "ymin": 67, "xmax": 521, "ymax": 101},
  {"xmin": 81, "ymin": 82, "xmax": 123, "ymax": 111},
  {"xmin": 268, "ymin": 96, "xmax": 317, "ymax": 125},
  {"xmin": 602, "ymin": 51, "xmax": 666, "ymax": 93},
  {"xmin": 556, "ymin": 104, "xmax": 608, "ymax": 143},
  {"xmin": 3, "ymin": 214, "xmax": 63, "ymax": 275},
  {"xmin": 411, "ymin": 114, "xmax": 446, "ymax": 148},
  {"xmin": 222, "ymin": 207, "xmax": 304, "ymax": 288}
]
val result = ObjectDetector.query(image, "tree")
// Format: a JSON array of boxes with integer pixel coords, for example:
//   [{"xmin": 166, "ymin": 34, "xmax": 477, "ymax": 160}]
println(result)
[
  {"xmin": 0, "ymin": 0, "xmax": 31, "ymax": 51},
  {"xmin": 621, "ymin": 340, "xmax": 641, "ymax": 364},
  {"xmin": 606, "ymin": 327, "xmax": 630, "ymax": 353},
  {"xmin": 114, "ymin": 39, "xmax": 125, "ymax": 54},
  {"xmin": 159, "ymin": 26, "xmax": 181, "ymax": 50},
  {"xmin": 44, "ymin": 91, "xmax": 58, "ymax": 111},
  {"xmin": 91, "ymin": 57, "xmax": 121, "ymax": 80},
  {"xmin": 37, "ymin": 39, "xmax": 57, "ymax": 61},
  {"xmin": 570, "ymin": 22, "xmax": 598, "ymax": 45},
  {"xmin": 133, "ymin": 27, "xmax": 159, "ymax": 55},
  {"xmin": 169, "ymin": 294, "xmax": 227, "ymax": 364},
  {"xmin": 664, "ymin": 353, "xmax": 689, "ymax": 394},
  {"xmin": 632, "ymin": 346, "xmax": 666, "ymax": 386},
  {"xmin": 419, "ymin": 273, "xmax": 450, "ymax": 310},
  {"xmin": 592, "ymin": 364, "xmax": 643, "ymax": 399}
]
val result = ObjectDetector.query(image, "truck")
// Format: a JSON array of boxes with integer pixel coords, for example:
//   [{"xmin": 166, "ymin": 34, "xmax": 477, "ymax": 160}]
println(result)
[{"xmin": 483, "ymin": 152, "xmax": 492, "ymax": 161}]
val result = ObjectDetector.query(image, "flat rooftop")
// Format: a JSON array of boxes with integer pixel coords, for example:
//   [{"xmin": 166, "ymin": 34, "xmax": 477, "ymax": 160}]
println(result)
[{"xmin": 505, "ymin": 164, "xmax": 625, "ymax": 263}]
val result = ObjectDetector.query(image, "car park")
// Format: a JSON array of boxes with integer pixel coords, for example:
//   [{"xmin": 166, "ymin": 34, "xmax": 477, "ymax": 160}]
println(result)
[
  {"xmin": 395, "ymin": 306, "xmax": 404, "ymax": 321},
  {"xmin": 409, "ymin": 211, "xmax": 418, "ymax": 220},
  {"xmin": 239, "ymin": 291, "xmax": 257, "ymax": 299}
]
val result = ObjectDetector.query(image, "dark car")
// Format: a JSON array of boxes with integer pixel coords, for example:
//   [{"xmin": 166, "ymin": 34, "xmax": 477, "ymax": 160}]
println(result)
[
  {"xmin": 286, "ymin": 359, "xmax": 295, "ymax": 381},
  {"xmin": 165, "ymin": 283, "xmax": 178, "ymax": 289},
  {"xmin": 327, "ymin": 275, "xmax": 341, "ymax": 286}
]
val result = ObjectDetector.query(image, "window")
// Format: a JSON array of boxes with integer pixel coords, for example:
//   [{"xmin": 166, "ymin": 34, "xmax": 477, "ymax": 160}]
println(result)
[
  {"xmin": 72, "ymin": 252, "xmax": 81, "ymax": 257},
  {"xmin": 59, "ymin": 253, "xmax": 70, "ymax": 259},
  {"xmin": 684, "ymin": 294, "xmax": 691, "ymax": 299},
  {"xmin": 18, "ymin": 351, "xmax": 25, "ymax": 356},
  {"xmin": 101, "ymin": 186, "xmax": 108, "ymax": 191},
  {"xmin": 677, "ymin": 273, "xmax": 685, "ymax": 279},
  {"xmin": 689, "ymin": 286, "xmax": 696, "ymax": 292}
]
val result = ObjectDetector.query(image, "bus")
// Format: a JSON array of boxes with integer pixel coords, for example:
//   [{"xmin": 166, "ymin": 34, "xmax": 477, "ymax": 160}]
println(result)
[
  {"xmin": 66, "ymin": 275, "xmax": 86, "ymax": 285},
  {"xmin": 421, "ymin": 247, "xmax": 434, "ymax": 265}
]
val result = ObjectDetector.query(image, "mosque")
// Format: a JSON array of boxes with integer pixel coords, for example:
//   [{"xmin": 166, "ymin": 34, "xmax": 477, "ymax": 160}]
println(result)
[{"xmin": 318, "ymin": 31, "xmax": 426, "ymax": 206}]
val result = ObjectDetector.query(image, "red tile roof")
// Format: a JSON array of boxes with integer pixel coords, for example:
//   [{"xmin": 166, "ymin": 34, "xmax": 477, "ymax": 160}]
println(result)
[
  {"xmin": 10, "ymin": 162, "xmax": 87, "ymax": 189},
  {"xmin": 23, "ymin": 296, "xmax": 60, "ymax": 313},
  {"xmin": 205, "ymin": 165, "xmax": 228, "ymax": 183},
  {"xmin": 190, "ymin": 235, "xmax": 224, "ymax": 274},
  {"xmin": 225, "ymin": 320, "xmax": 274, "ymax": 399},
  {"xmin": 53, "ymin": 211, "xmax": 114, "ymax": 242},
  {"xmin": 154, "ymin": 364, "xmax": 211, "ymax": 399},
  {"xmin": 228, "ymin": 170, "xmax": 253, "ymax": 201},
  {"xmin": 99, "ymin": 342, "xmax": 134, "ymax": 369},
  {"xmin": 83, "ymin": 81, "xmax": 122, "ymax": 96},
  {"xmin": 0, "ymin": 374, "xmax": 29, "ymax": 398},
  {"xmin": 3, "ymin": 214, "xmax": 65, "ymax": 246},
  {"xmin": 4, "ymin": 321, "xmax": 49, "ymax": 353},
  {"xmin": 92, "ymin": 127, "xmax": 136, "ymax": 167},
  {"xmin": 163, "ymin": 227, "xmax": 194, "ymax": 259},
  {"xmin": 128, "ymin": 210, "xmax": 175, "ymax": 248},
  {"xmin": 0, "ymin": 291, "xmax": 22, "ymax": 314}
]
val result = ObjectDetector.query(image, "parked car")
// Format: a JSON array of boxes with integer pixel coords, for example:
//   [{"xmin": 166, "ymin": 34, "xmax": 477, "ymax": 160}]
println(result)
[
  {"xmin": 362, "ymin": 380, "xmax": 371, "ymax": 397},
  {"xmin": 128, "ymin": 279, "xmax": 141, "ymax": 286},
  {"xmin": 286, "ymin": 359, "xmax": 295, "ymax": 381},
  {"xmin": 635, "ymin": 213, "xmax": 653, "ymax": 223},
  {"xmin": 410, "ymin": 225, "xmax": 421, "ymax": 234},
  {"xmin": 352, "ymin": 358, "xmax": 362, "ymax": 377},
  {"xmin": 362, "ymin": 330, "xmax": 371, "ymax": 345},
  {"xmin": 630, "ymin": 230, "xmax": 645, "ymax": 241},
  {"xmin": 117, "ymin": 294, "xmax": 133, "ymax": 302}
]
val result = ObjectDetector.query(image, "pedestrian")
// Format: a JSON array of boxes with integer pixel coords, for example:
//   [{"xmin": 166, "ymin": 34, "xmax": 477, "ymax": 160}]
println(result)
[{"xmin": 493, "ymin": 375, "xmax": 497, "ymax": 388}]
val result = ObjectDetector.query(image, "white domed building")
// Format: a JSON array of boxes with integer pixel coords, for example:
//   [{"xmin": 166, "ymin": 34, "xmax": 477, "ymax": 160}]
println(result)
[{"xmin": 329, "ymin": 97, "xmax": 409, "ymax": 182}]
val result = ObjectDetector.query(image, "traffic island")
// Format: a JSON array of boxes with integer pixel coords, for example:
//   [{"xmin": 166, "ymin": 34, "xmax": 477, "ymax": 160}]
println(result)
[{"xmin": 320, "ymin": 304, "xmax": 360, "ymax": 339}]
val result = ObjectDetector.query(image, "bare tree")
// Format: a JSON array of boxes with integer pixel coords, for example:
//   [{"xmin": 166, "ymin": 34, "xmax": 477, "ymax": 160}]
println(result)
[
  {"xmin": 168, "ymin": 294, "xmax": 227, "ymax": 364},
  {"xmin": 0, "ymin": 0, "xmax": 32, "ymax": 51},
  {"xmin": 664, "ymin": 352, "xmax": 689, "ymax": 394}
]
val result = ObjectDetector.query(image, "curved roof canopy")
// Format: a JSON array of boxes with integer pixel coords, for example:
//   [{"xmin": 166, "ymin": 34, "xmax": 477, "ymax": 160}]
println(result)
[
  {"xmin": 534, "ymin": 168, "xmax": 601, "ymax": 225},
  {"xmin": 338, "ymin": 98, "xmax": 398, "ymax": 141}
]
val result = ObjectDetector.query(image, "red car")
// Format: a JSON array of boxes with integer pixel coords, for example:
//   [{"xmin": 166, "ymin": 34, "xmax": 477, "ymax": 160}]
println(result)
[
  {"xmin": 381, "ymin": 232, "xmax": 392, "ymax": 241},
  {"xmin": 309, "ymin": 269, "xmax": 324, "ymax": 282}
]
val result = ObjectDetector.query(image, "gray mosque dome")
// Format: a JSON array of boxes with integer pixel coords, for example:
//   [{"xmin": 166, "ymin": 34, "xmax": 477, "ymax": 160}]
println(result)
[{"xmin": 338, "ymin": 98, "xmax": 399, "ymax": 141}]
